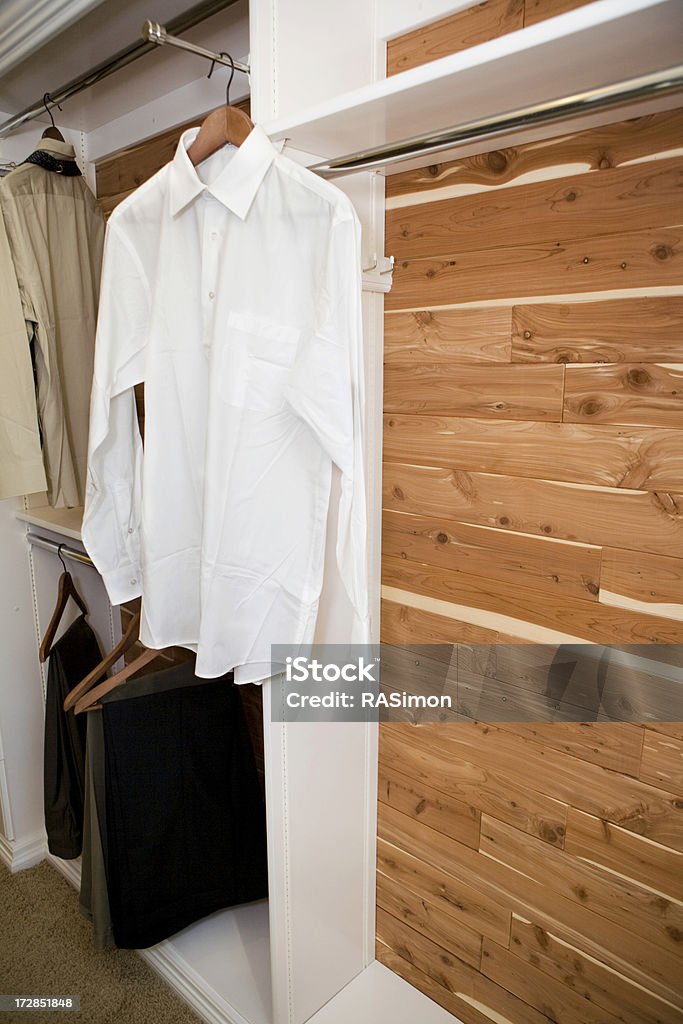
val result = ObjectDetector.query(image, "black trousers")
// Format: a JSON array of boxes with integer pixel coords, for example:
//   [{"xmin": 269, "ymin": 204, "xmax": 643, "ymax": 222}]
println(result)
[
  {"xmin": 44, "ymin": 614, "xmax": 103, "ymax": 859},
  {"xmin": 101, "ymin": 662, "xmax": 268, "ymax": 949}
]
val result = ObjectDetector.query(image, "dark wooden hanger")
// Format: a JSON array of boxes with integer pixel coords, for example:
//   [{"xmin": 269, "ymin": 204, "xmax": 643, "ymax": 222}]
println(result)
[
  {"xmin": 187, "ymin": 54, "xmax": 254, "ymax": 167},
  {"xmin": 41, "ymin": 93, "xmax": 65, "ymax": 143},
  {"xmin": 74, "ymin": 646, "xmax": 160, "ymax": 714},
  {"xmin": 63, "ymin": 610, "xmax": 141, "ymax": 712},
  {"xmin": 39, "ymin": 546, "xmax": 88, "ymax": 663}
]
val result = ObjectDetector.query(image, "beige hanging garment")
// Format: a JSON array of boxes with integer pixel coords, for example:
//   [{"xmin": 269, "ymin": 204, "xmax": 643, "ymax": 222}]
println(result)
[{"xmin": 0, "ymin": 137, "xmax": 105, "ymax": 507}]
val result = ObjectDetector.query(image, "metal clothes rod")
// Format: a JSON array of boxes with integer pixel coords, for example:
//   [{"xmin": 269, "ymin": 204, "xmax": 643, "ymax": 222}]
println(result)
[
  {"xmin": 27, "ymin": 533, "xmax": 95, "ymax": 569},
  {"xmin": 0, "ymin": 0, "xmax": 241, "ymax": 138},
  {"xmin": 311, "ymin": 64, "xmax": 683, "ymax": 177},
  {"xmin": 142, "ymin": 21, "xmax": 249, "ymax": 75}
]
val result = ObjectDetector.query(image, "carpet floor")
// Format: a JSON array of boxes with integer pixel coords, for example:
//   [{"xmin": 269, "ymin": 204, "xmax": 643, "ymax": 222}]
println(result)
[{"xmin": 0, "ymin": 859, "xmax": 202, "ymax": 1023}]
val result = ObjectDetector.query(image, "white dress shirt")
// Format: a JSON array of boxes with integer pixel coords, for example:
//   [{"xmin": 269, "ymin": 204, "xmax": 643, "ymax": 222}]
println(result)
[{"xmin": 81, "ymin": 125, "xmax": 370, "ymax": 680}]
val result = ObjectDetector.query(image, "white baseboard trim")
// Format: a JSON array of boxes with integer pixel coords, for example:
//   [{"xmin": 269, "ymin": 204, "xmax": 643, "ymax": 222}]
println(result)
[
  {"xmin": 46, "ymin": 851, "xmax": 81, "ymax": 889},
  {"xmin": 47, "ymin": 851, "xmax": 247, "ymax": 1024},
  {"xmin": 139, "ymin": 944, "xmax": 251, "ymax": 1024},
  {"xmin": 0, "ymin": 830, "xmax": 47, "ymax": 872}
]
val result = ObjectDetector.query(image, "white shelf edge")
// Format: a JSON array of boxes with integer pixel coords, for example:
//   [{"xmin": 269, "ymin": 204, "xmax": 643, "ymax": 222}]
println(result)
[
  {"xmin": 263, "ymin": 0, "xmax": 682, "ymax": 165},
  {"xmin": 16, "ymin": 506, "xmax": 84, "ymax": 542}
]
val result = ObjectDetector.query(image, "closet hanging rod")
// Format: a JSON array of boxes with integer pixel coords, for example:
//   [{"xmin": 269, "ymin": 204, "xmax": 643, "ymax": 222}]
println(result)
[
  {"xmin": 27, "ymin": 533, "xmax": 94, "ymax": 569},
  {"xmin": 0, "ymin": 0, "xmax": 241, "ymax": 138},
  {"xmin": 311, "ymin": 63, "xmax": 683, "ymax": 177},
  {"xmin": 142, "ymin": 21, "xmax": 249, "ymax": 75}
]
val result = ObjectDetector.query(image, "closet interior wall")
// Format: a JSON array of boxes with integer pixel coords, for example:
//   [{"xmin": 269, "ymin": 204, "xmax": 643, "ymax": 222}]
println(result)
[{"xmin": 377, "ymin": 1, "xmax": 683, "ymax": 1023}]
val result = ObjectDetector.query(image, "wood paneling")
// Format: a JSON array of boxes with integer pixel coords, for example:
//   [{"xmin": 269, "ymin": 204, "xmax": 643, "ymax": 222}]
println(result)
[
  {"xmin": 386, "ymin": 227, "xmax": 683, "ymax": 310},
  {"xmin": 508, "ymin": 915, "xmax": 682, "ymax": 1024},
  {"xmin": 376, "ymin": 872, "xmax": 482, "ymax": 969},
  {"xmin": 384, "ymin": 362, "xmax": 564, "ymax": 418},
  {"xmin": 565, "ymin": 806, "xmax": 683, "ymax": 903},
  {"xmin": 601, "ymin": 547, "xmax": 683, "ymax": 608},
  {"xmin": 383, "ymin": 463, "xmax": 683, "ymax": 557},
  {"xmin": 378, "ymin": 835, "xmax": 512, "ymax": 945},
  {"xmin": 384, "ymin": 308, "xmax": 511, "ymax": 365},
  {"xmin": 480, "ymin": 814, "xmax": 683, "ymax": 952},
  {"xmin": 380, "ymin": 725, "xmax": 568, "ymax": 846},
  {"xmin": 641, "ymin": 732, "xmax": 683, "ymax": 792},
  {"xmin": 386, "ymin": 109, "xmax": 683, "ymax": 202},
  {"xmin": 494, "ymin": 721, "xmax": 644, "ymax": 775},
  {"xmin": 383, "ymin": 414, "xmax": 683, "ymax": 490},
  {"xmin": 387, "ymin": 157, "xmax": 683, "ymax": 259},
  {"xmin": 386, "ymin": 0, "xmax": 525, "ymax": 76},
  {"xmin": 481, "ymin": 938, "xmax": 622, "ymax": 1024},
  {"xmin": 379, "ymin": 763, "xmax": 481, "ymax": 848},
  {"xmin": 511, "ymin": 297, "xmax": 683, "ymax": 364},
  {"xmin": 382, "ymin": 508, "xmax": 601, "ymax": 600},
  {"xmin": 380, "ymin": 598, "xmax": 513, "ymax": 645},
  {"xmin": 381, "ymin": 11, "xmax": 683, "ymax": 1021},
  {"xmin": 379, "ymin": 801, "xmax": 683, "ymax": 1003},
  {"xmin": 524, "ymin": 0, "xmax": 595, "ymax": 23},
  {"xmin": 563, "ymin": 363, "xmax": 683, "ymax": 428}
]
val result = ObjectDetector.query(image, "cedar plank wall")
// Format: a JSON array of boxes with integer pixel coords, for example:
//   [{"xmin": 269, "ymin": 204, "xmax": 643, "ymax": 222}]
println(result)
[
  {"xmin": 378, "ymin": 2, "xmax": 683, "ymax": 1022},
  {"xmin": 93, "ymin": 109, "xmax": 264, "ymax": 786}
]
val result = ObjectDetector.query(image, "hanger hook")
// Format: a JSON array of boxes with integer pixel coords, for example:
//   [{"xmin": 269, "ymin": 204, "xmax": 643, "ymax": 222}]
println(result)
[
  {"xmin": 224, "ymin": 53, "xmax": 235, "ymax": 107},
  {"xmin": 42, "ymin": 92, "xmax": 63, "ymax": 129},
  {"xmin": 57, "ymin": 543, "xmax": 68, "ymax": 574}
]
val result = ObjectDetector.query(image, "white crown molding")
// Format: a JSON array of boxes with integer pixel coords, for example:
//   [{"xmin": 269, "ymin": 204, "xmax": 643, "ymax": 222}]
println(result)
[{"xmin": 0, "ymin": 0, "xmax": 106, "ymax": 78}]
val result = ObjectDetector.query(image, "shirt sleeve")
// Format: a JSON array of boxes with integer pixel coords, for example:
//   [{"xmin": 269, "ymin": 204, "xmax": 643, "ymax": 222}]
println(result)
[
  {"xmin": 284, "ymin": 207, "xmax": 370, "ymax": 642},
  {"xmin": 80, "ymin": 220, "xmax": 149, "ymax": 606},
  {"xmin": 0, "ymin": 202, "xmax": 46, "ymax": 500}
]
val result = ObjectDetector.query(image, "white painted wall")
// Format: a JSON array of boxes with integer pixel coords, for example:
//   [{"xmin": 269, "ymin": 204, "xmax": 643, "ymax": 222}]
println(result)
[{"xmin": 0, "ymin": 500, "xmax": 45, "ymax": 857}]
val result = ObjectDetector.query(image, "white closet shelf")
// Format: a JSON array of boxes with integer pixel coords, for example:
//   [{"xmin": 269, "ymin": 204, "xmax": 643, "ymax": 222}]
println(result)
[
  {"xmin": 264, "ymin": 0, "xmax": 683, "ymax": 174},
  {"xmin": 16, "ymin": 505, "xmax": 84, "ymax": 541}
]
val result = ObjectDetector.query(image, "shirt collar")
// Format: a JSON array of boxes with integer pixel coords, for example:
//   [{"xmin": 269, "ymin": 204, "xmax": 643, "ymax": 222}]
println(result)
[
  {"xmin": 169, "ymin": 123, "xmax": 278, "ymax": 220},
  {"xmin": 33, "ymin": 137, "xmax": 77, "ymax": 160}
]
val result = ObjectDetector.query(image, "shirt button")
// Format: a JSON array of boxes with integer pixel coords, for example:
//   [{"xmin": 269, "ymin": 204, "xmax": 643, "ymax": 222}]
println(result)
[
  {"xmin": 130, "ymin": 578, "xmax": 137, "ymax": 585},
  {"xmin": 128, "ymin": 527, "xmax": 134, "ymax": 534},
  {"xmin": 208, "ymin": 291, "xmax": 215, "ymax": 300},
  {"xmin": 211, "ymin": 231, "xmax": 218, "ymax": 240}
]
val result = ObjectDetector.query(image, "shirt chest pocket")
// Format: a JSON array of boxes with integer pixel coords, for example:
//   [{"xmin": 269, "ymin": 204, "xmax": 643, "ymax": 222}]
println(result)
[{"xmin": 220, "ymin": 311, "xmax": 300, "ymax": 412}]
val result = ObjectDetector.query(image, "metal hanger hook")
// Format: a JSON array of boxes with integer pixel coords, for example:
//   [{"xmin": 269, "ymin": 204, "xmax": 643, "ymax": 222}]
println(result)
[
  {"xmin": 42, "ymin": 92, "xmax": 62, "ymax": 128},
  {"xmin": 57, "ymin": 542, "xmax": 68, "ymax": 573},
  {"xmin": 206, "ymin": 53, "xmax": 235, "ymax": 107}
]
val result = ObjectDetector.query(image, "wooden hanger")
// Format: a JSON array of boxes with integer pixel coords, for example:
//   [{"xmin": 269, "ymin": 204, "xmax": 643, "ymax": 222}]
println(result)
[
  {"xmin": 63, "ymin": 611, "xmax": 141, "ymax": 712},
  {"xmin": 41, "ymin": 93, "xmax": 65, "ymax": 143},
  {"xmin": 187, "ymin": 105, "xmax": 254, "ymax": 167},
  {"xmin": 74, "ymin": 646, "xmax": 160, "ymax": 715},
  {"xmin": 187, "ymin": 55, "xmax": 253, "ymax": 167},
  {"xmin": 39, "ymin": 546, "xmax": 88, "ymax": 663}
]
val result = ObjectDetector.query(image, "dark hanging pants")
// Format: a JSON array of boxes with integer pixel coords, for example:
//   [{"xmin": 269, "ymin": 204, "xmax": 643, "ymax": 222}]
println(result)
[
  {"xmin": 43, "ymin": 614, "xmax": 104, "ymax": 859},
  {"xmin": 100, "ymin": 662, "xmax": 268, "ymax": 949}
]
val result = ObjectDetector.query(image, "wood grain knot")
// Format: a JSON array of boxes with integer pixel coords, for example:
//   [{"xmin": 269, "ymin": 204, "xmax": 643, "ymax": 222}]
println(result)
[
  {"xmin": 587, "ymin": 582, "xmax": 599, "ymax": 595},
  {"xmin": 436, "ymin": 532, "xmax": 449, "ymax": 544},
  {"xmin": 427, "ymin": 164, "xmax": 440, "ymax": 176},
  {"xmin": 654, "ymin": 245, "xmax": 672, "ymax": 261},
  {"xmin": 579, "ymin": 399, "xmax": 603, "ymax": 417},
  {"xmin": 498, "ymin": 516, "xmax": 510, "ymax": 527},
  {"xmin": 392, "ymin": 486, "xmax": 405, "ymax": 500},
  {"xmin": 414, "ymin": 311, "xmax": 433, "ymax": 326},
  {"xmin": 598, "ymin": 155, "xmax": 612, "ymax": 169},
  {"xmin": 523, "ymin": 330, "xmax": 532, "ymax": 339},
  {"xmin": 565, "ymin": 191, "xmax": 577, "ymax": 202},
  {"xmin": 627, "ymin": 368, "xmax": 652, "ymax": 387},
  {"xmin": 487, "ymin": 151, "xmax": 507, "ymax": 172}
]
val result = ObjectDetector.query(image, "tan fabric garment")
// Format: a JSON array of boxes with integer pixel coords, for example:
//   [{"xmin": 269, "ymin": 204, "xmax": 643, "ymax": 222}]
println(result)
[
  {"xmin": 0, "ymin": 188, "xmax": 46, "ymax": 500},
  {"xmin": 0, "ymin": 138, "xmax": 105, "ymax": 507}
]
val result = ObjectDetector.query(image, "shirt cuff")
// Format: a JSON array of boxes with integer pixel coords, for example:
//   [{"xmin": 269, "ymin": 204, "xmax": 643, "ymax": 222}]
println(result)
[{"xmin": 100, "ymin": 564, "xmax": 143, "ymax": 606}]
